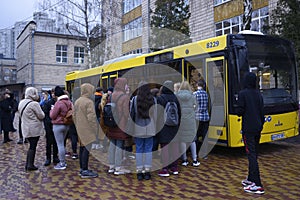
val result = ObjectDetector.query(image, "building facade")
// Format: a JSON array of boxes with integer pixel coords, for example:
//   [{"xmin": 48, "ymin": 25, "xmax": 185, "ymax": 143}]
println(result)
[
  {"xmin": 99, "ymin": 0, "xmax": 279, "ymax": 62},
  {"xmin": 16, "ymin": 21, "xmax": 87, "ymax": 92}
]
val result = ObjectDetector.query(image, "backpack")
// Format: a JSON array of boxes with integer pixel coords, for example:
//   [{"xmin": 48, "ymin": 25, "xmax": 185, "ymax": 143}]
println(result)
[
  {"xmin": 164, "ymin": 101, "xmax": 179, "ymax": 126},
  {"xmin": 103, "ymin": 94, "xmax": 124, "ymax": 128},
  {"xmin": 62, "ymin": 101, "xmax": 74, "ymax": 125}
]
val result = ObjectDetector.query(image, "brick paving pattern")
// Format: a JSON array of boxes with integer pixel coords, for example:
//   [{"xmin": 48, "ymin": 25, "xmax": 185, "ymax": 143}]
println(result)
[{"xmin": 0, "ymin": 132, "xmax": 299, "ymax": 199}]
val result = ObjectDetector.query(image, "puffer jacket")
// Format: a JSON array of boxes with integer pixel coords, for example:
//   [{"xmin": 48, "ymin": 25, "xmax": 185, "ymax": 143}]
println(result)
[
  {"xmin": 176, "ymin": 89, "xmax": 197, "ymax": 142},
  {"xmin": 73, "ymin": 83, "xmax": 99, "ymax": 146},
  {"xmin": 50, "ymin": 95, "xmax": 73, "ymax": 125},
  {"xmin": 18, "ymin": 87, "xmax": 45, "ymax": 138}
]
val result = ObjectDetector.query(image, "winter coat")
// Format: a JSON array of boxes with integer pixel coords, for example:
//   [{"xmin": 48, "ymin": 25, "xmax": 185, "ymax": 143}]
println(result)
[
  {"xmin": 41, "ymin": 98, "xmax": 56, "ymax": 133},
  {"xmin": 73, "ymin": 83, "xmax": 99, "ymax": 146},
  {"xmin": 0, "ymin": 98, "xmax": 14, "ymax": 132},
  {"xmin": 157, "ymin": 86, "xmax": 181, "ymax": 144},
  {"xmin": 50, "ymin": 95, "xmax": 73, "ymax": 125},
  {"xmin": 18, "ymin": 87, "xmax": 45, "ymax": 138},
  {"xmin": 176, "ymin": 90, "xmax": 197, "ymax": 143},
  {"xmin": 236, "ymin": 72, "xmax": 265, "ymax": 133},
  {"xmin": 106, "ymin": 78, "xmax": 131, "ymax": 140}
]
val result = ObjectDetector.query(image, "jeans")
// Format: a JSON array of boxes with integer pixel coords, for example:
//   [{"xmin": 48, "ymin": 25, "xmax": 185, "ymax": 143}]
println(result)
[
  {"xmin": 243, "ymin": 132, "xmax": 263, "ymax": 187},
  {"xmin": 108, "ymin": 139, "xmax": 124, "ymax": 167},
  {"xmin": 53, "ymin": 124, "xmax": 69, "ymax": 164},
  {"xmin": 134, "ymin": 137, "xmax": 153, "ymax": 170}
]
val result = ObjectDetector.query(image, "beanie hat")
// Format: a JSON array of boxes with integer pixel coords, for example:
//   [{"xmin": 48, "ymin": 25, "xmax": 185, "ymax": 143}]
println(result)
[
  {"xmin": 163, "ymin": 80, "xmax": 174, "ymax": 92},
  {"xmin": 107, "ymin": 87, "xmax": 114, "ymax": 93},
  {"xmin": 54, "ymin": 86, "xmax": 64, "ymax": 97}
]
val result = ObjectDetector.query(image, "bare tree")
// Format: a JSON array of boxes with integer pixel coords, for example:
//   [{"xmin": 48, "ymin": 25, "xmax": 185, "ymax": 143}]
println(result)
[
  {"xmin": 243, "ymin": 0, "xmax": 253, "ymax": 30},
  {"xmin": 39, "ymin": 0, "xmax": 103, "ymax": 69}
]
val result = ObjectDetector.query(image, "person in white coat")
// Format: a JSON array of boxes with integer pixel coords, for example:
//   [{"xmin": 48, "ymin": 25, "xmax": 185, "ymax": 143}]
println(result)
[{"xmin": 18, "ymin": 87, "xmax": 45, "ymax": 171}]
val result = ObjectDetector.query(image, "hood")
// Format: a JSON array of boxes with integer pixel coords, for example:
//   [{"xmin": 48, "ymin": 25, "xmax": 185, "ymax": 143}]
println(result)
[
  {"xmin": 80, "ymin": 83, "xmax": 95, "ymax": 98},
  {"xmin": 176, "ymin": 90, "xmax": 193, "ymax": 101},
  {"xmin": 243, "ymin": 72, "xmax": 257, "ymax": 89},
  {"xmin": 114, "ymin": 78, "xmax": 127, "ymax": 92},
  {"xmin": 161, "ymin": 80, "xmax": 174, "ymax": 94},
  {"xmin": 25, "ymin": 87, "xmax": 39, "ymax": 101}
]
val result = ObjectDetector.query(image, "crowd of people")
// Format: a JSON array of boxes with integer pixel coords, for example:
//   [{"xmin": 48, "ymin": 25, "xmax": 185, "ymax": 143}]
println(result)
[{"xmin": 0, "ymin": 73, "xmax": 264, "ymax": 194}]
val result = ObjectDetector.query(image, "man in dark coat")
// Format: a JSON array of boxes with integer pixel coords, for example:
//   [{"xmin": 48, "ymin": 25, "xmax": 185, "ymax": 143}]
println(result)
[
  {"xmin": 236, "ymin": 72, "xmax": 265, "ymax": 195},
  {"xmin": 0, "ymin": 91, "xmax": 14, "ymax": 143}
]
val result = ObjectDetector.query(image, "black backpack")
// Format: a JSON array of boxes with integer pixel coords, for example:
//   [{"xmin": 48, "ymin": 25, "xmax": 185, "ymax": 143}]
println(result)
[
  {"xmin": 164, "ymin": 101, "xmax": 179, "ymax": 126},
  {"xmin": 103, "ymin": 94, "xmax": 124, "ymax": 128}
]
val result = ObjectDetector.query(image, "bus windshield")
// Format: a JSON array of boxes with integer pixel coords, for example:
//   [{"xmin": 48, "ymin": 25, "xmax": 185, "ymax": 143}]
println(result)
[{"xmin": 245, "ymin": 36, "xmax": 297, "ymax": 108}]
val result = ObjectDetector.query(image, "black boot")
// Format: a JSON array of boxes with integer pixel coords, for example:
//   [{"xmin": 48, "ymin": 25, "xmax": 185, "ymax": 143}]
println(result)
[
  {"xmin": 44, "ymin": 158, "xmax": 51, "ymax": 166},
  {"xmin": 25, "ymin": 149, "xmax": 38, "ymax": 171},
  {"xmin": 3, "ymin": 131, "xmax": 12, "ymax": 143}
]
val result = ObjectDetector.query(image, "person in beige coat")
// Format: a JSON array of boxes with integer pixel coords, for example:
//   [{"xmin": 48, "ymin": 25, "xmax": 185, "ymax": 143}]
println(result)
[
  {"xmin": 18, "ymin": 87, "xmax": 45, "ymax": 171},
  {"xmin": 73, "ymin": 83, "xmax": 99, "ymax": 178}
]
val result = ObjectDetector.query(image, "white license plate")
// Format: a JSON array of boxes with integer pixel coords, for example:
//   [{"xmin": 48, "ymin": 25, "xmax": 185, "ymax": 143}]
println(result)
[{"xmin": 271, "ymin": 133, "xmax": 285, "ymax": 141}]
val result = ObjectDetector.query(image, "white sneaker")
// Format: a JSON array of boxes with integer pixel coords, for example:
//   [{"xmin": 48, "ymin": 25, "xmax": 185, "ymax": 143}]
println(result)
[
  {"xmin": 192, "ymin": 160, "xmax": 200, "ymax": 167},
  {"xmin": 181, "ymin": 160, "xmax": 189, "ymax": 166},
  {"xmin": 54, "ymin": 163, "xmax": 66, "ymax": 170},
  {"xmin": 114, "ymin": 167, "xmax": 131, "ymax": 175}
]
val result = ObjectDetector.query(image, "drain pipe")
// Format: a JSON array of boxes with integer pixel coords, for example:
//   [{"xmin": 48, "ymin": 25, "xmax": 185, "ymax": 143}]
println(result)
[{"xmin": 31, "ymin": 29, "xmax": 35, "ymax": 87}]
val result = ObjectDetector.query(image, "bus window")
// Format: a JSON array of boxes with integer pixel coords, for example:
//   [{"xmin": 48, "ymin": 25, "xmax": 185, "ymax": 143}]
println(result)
[
  {"xmin": 186, "ymin": 58, "xmax": 205, "ymax": 91},
  {"xmin": 206, "ymin": 58, "xmax": 225, "ymax": 127},
  {"xmin": 102, "ymin": 76, "xmax": 108, "ymax": 91}
]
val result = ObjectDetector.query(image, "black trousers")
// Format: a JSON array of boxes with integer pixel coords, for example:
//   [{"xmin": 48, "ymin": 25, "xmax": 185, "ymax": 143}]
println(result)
[
  {"xmin": 79, "ymin": 143, "xmax": 92, "ymax": 170},
  {"xmin": 243, "ymin": 132, "xmax": 263, "ymax": 187},
  {"xmin": 45, "ymin": 123, "xmax": 58, "ymax": 160},
  {"xmin": 196, "ymin": 121, "xmax": 209, "ymax": 157},
  {"xmin": 27, "ymin": 136, "xmax": 40, "ymax": 151}
]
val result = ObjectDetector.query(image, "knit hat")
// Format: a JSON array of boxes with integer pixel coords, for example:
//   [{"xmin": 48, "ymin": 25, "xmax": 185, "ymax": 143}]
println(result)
[
  {"xmin": 54, "ymin": 86, "xmax": 64, "ymax": 97},
  {"xmin": 163, "ymin": 80, "xmax": 174, "ymax": 92},
  {"xmin": 107, "ymin": 87, "xmax": 114, "ymax": 93}
]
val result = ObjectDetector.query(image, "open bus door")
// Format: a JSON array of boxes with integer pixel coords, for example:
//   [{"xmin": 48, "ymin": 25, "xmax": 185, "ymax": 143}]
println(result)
[
  {"xmin": 101, "ymin": 73, "xmax": 118, "ymax": 91},
  {"xmin": 205, "ymin": 57, "xmax": 228, "ymax": 146}
]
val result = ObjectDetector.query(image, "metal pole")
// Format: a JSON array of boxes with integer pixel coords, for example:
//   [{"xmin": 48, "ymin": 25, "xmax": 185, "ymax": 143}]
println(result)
[{"xmin": 31, "ymin": 30, "xmax": 35, "ymax": 86}]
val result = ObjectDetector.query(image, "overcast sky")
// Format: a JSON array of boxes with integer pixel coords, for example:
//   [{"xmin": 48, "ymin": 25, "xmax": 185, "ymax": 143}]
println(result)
[{"xmin": 0, "ymin": 0, "xmax": 38, "ymax": 29}]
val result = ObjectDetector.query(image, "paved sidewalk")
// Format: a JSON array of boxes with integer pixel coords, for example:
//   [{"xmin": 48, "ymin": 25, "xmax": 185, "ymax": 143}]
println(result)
[{"xmin": 0, "ymin": 132, "xmax": 299, "ymax": 199}]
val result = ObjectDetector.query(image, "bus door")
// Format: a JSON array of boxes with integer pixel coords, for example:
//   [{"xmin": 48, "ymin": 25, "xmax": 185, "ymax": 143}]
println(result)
[
  {"xmin": 101, "ymin": 73, "xmax": 118, "ymax": 91},
  {"xmin": 205, "ymin": 57, "xmax": 227, "ymax": 144}
]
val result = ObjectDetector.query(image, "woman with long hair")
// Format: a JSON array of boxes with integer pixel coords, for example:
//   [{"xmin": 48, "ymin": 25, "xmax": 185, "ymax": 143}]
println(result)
[{"xmin": 130, "ymin": 81, "xmax": 157, "ymax": 180}]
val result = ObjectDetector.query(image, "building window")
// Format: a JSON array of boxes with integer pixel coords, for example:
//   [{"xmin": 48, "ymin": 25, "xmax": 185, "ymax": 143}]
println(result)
[
  {"xmin": 123, "ymin": 17, "xmax": 142, "ymax": 42},
  {"xmin": 74, "ymin": 46, "xmax": 84, "ymax": 64},
  {"xmin": 215, "ymin": 16, "xmax": 242, "ymax": 36},
  {"xmin": 215, "ymin": 6, "xmax": 269, "ymax": 36},
  {"xmin": 123, "ymin": 0, "xmax": 142, "ymax": 14},
  {"xmin": 214, "ymin": 0, "xmax": 231, "ymax": 6},
  {"xmin": 56, "ymin": 45, "xmax": 68, "ymax": 63},
  {"xmin": 251, "ymin": 6, "xmax": 269, "ymax": 33},
  {"xmin": 123, "ymin": 48, "xmax": 143, "ymax": 56}
]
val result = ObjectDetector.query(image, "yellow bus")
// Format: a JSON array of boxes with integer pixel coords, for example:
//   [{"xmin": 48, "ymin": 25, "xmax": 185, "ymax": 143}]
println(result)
[{"xmin": 66, "ymin": 31, "xmax": 299, "ymax": 147}]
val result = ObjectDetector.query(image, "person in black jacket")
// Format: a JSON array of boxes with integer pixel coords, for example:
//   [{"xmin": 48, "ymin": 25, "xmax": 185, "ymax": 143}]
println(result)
[
  {"xmin": 42, "ymin": 90, "xmax": 60, "ymax": 166},
  {"xmin": 236, "ymin": 72, "xmax": 265, "ymax": 195},
  {"xmin": 0, "ymin": 91, "xmax": 14, "ymax": 143},
  {"xmin": 157, "ymin": 80, "xmax": 181, "ymax": 177}
]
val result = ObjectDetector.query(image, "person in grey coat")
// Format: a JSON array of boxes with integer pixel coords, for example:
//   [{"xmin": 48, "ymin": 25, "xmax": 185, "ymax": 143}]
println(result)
[
  {"xmin": 176, "ymin": 81, "xmax": 200, "ymax": 167},
  {"xmin": 18, "ymin": 87, "xmax": 45, "ymax": 171}
]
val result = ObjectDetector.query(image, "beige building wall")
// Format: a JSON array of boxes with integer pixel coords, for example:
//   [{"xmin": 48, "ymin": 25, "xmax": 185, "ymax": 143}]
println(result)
[{"xmin": 16, "ymin": 22, "xmax": 86, "ymax": 91}]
